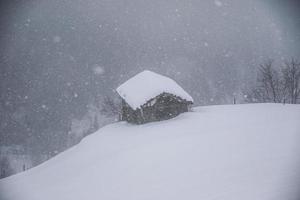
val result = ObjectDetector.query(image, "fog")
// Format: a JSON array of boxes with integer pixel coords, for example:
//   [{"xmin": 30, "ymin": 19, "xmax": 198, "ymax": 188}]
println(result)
[{"xmin": 0, "ymin": 0, "xmax": 300, "ymax": 173}]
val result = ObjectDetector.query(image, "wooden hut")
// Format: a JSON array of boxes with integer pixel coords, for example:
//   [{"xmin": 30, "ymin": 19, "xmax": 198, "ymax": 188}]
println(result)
[{"xmin": 116, "ymin": 70, "xmax": 193, "ymax": 124}]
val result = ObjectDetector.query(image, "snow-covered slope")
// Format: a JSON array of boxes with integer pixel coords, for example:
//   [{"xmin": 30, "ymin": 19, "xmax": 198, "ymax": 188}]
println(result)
[{"xmin": 1, "ymin": 104, "xmax": 300, "ymax": 200}]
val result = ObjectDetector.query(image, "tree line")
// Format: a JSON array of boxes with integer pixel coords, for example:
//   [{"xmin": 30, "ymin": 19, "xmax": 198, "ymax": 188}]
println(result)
[{"xmin": 245, "ymin": 59, "xmax": 300, "ymax": 104}]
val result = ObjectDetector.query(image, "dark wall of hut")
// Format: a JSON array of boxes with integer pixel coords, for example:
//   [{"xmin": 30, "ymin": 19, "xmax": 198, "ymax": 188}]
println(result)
[{"xmin": 120, "ymin": 93, "xmax": 192, "ymax": 124}]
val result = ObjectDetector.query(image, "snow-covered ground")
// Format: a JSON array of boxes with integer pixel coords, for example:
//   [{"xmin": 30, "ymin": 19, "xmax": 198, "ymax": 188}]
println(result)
[{"xmin": 1, "ymin": 104, "xmax": 300, "ymax": 200}]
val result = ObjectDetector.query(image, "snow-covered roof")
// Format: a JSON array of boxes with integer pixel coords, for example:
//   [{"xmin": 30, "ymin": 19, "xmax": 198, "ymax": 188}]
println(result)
[{"xmin": 116, "ymin": 70, "xmax": 193, "ymax": 109}]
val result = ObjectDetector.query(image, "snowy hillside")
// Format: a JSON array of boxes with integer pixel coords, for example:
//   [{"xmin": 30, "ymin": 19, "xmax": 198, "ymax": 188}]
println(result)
[{"xmin": 1, "ymin": 104, "xmax": 300, "ymax": 200}]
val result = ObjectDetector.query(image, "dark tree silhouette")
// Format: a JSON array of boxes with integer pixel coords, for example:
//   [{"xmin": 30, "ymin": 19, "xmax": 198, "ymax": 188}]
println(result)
[
  {"xmin": 246, "ymin": 60, "xmax": 282, "ymax": 103},
  {"xmin": 100, "ymin": 96, "xmax": 120, "ymax": 118},
  {"xmin": 0, "ymin": 157, "xmax": 13, "ymax": 179},
  {"xmin": 282, "ymin": 59, "xmax": 300, "ymax": 104},
  {"xmin": 246, "ymin": 59, "xmax": 300, "ymax": 104}
]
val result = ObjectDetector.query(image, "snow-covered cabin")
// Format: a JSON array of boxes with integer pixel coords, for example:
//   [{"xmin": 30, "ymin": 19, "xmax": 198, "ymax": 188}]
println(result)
[{"xmin": 116, "ymin": 70, "xmax": 193, "ymax": 124}]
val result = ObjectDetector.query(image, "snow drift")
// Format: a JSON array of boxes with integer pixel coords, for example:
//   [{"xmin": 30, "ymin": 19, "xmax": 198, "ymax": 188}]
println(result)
[{"xmin": 1, "ymin": 104, "xmax": 300, "ymax": 200}]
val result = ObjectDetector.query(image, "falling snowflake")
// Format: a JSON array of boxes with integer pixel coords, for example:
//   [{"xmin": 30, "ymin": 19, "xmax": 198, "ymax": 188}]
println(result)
[
  {"xmin": 93, "ymin": 65, "xmax": 105, "ymax": 75},
  {"xmin": 41, "ymin": 104, "xmax": 47, "ymax": 109},
  {"xmin": 204, "ymin": 42, "xmax": 209, "ymax": 47},
  {"xmin": 214, "ymin": 0, "xmax": 223, "ymax": 7},
  {"xmin": 53, "ymin": 36, "xmax": 61, "ymax": 43}
]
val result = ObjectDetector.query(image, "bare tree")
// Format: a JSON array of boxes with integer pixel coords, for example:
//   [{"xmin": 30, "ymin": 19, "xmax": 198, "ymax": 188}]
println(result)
[
  {"xmin": 100, "ymin": 96, "xmax": 120, "ymax": 118},
  {"xmin": 244, "ymin": 87, "xmax": 267, "ymax": 103},
  {"xmin": 0, "ymin": 157, "xmax": 13, "ymax": 179},
  {"xmin": 245, "ymin": 59, "xmax": 300, "ymax": 104},
  {"xmin": 281, "ymin": 59, "xmax": 300, "ymax": 104},
  {"xmin": 252, "ymin": 60, "xmax": 283, "ymax": 103}
]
